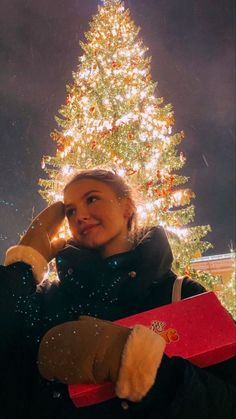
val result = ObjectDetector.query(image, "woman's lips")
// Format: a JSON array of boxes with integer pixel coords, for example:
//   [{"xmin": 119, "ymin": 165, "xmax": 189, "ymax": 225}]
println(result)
[{"xmin": 80, "ymin": 224, "xmax": 100, "ymax": 235}]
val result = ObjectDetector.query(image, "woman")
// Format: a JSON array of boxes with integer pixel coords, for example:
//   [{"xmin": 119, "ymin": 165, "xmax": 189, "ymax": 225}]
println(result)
[{"xmin": 1, "ymin": 169, "xmax": 235, "ymax": 419}]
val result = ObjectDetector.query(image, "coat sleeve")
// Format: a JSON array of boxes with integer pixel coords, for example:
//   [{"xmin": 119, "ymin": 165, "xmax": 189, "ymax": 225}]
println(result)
[
  {"xmin": 0, "ymin": 262, "xmax": 43, "ymax": 418},
  {"xmin": 137, "ymin": 354, "xmax": 236, "ymax": 419},
  {"xmin": 0, "ymin": 262, "xmax": 38, "ymax": 349}
]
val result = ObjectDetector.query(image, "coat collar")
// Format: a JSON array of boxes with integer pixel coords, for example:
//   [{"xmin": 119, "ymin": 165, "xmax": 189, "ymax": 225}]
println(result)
[{"xmin": 56, "ymin": 226, "xmax": 173, "ymax": 287}]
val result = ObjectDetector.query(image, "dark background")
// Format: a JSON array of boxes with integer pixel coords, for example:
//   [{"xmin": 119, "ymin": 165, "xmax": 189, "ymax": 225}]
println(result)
[{"xmin": 0, "ymin": 0, "xmax": 235, "ymax": 261}]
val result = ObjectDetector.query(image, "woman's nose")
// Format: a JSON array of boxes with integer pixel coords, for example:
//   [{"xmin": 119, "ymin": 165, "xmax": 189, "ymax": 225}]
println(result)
[{"xmin": 74, "ymin": 207, "xmax": 90, "ymax": 222}]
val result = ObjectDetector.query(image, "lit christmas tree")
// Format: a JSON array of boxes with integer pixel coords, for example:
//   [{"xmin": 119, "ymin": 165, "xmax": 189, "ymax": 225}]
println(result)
[
  {"xmin": 219, "ymin": 249, "xmax": 236, "ymax": 319},
  {"xmin": 39, "ymin": 0, "xmax": 215, "ymax": 286},
  {"xmin": 227, "ymin": 249, "xmax": 236, "ymax": 318}
]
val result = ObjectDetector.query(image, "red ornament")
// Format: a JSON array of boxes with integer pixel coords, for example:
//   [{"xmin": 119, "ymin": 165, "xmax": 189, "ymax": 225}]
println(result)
[
  {"xmin": 111, "ymin": 125, "xmax": 117, "ymax": 133},
  {"xmin": 101, "ymin": 130, "xmax": 109, "ymax": 138},
  {"xmin": 91, "ymin": 140, "xmax": 97, "ymax": 149},
  {"xmin": 112, "ymin": 61, "xmax": 120, "ymax": 68},
  {"xmin": 57, "ymin": 144, "xmax": 65, "ymax": 152},
  {"xmin": 156, "ymin": 170, "xmax": 161, "ymax": 180},
  {"xmin": 66, "ymin": 95, "xmax": 71, "ymax": 105}
]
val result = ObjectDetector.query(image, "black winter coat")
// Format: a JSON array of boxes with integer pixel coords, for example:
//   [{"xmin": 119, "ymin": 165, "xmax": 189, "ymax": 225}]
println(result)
[{"xmin": 0, "ymin": 227, "xmax": 235, "ymax": 419}]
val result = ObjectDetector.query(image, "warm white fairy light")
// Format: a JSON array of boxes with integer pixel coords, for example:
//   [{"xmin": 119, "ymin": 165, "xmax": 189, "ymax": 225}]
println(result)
[
  {"xmin": 139, "ymin": 133, "xmax": 147, "ymax": 142},
  {"xmin": 172, "ymin": 190, "xmax": 183, "ymax": 205},
  {"xmin": 115, "ymin": 94, "xmax": 124, "ymax": 102},
  {"xmin": 133, "ymin": 162, "xmax": 140, "ymax": 170},
  {"xmin": 164, "ymin": 225, "xmax": 189, "ymax": 238},
  {"xmin": 64, "ymin": 128, "xmax": 75, "ymax": 137},
  {"xmin": 61, "ymin": 165, "xmax": 73, "ymax": 176},
  {"xmin": 117, "ymin": 168, "xmax": 125, "ymax": 177},
  {"xmin": 145, "ymin": 158, "xmax": 158, "ymax": 170},
  {"xmin": 145, "ymin": 202, "xmax": 154, "ymax": 211},
  {"xmin": 136, "ymin": 202, "xmax": 156, "ymax": 219},
  {"xmin": 140, "ymin": 91, "xmax": 148, "ymax": 99},
  {"xmin": 146, "ymin": 124, "xmax": 154, "ymax": 132},
  {"xmin": 115, "ymin": 113, "xmax": 137, "ymax": 125},
  {"xmin": 52, "ymin": 193, "xmax": 63, "ymax": 201},
  {"xmin": 152, "ymin": 129, "xmax": 159, "ymax": 138},
  {"xmin": 153, "ymin": 199, "xmax": 162, "ymax": 208},
  {"xmin": 81, "ymin": 96, "xmax": 89, "ymax": 104},
  {"xmin": 103, "ymin": 121, "xmax": 113, "ymax": 130},
  {"xmin": 137, "ymin": 206, "xmax": 148, "ymax": 221}
]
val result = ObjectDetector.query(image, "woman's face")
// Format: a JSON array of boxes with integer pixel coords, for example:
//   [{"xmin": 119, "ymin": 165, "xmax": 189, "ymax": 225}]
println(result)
[{"xmin": 64, "ymin": 178, "xmax": 133, "ymax": 258}]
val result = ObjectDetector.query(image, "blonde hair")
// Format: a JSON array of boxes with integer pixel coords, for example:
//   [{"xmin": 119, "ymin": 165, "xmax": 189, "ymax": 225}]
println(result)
[{"xmin": 64, "ymin": 169, "xmax": 137, "ymax": 232}]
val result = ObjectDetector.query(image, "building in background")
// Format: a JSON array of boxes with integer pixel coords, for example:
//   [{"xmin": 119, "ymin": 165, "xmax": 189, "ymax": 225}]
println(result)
[
  {"xmin": 191, "ymin": 253, "xmax": 235, "ymax": 283},
  {"xmin": 191, "ymin": 252, "xmax": 236, "ymax": 318}
]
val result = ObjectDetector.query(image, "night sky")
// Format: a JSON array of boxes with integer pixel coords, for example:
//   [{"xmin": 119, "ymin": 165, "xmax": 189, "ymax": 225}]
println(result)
[{"xmin": 0, "ymin": 0, "xmax": 235, "ymax": 261}]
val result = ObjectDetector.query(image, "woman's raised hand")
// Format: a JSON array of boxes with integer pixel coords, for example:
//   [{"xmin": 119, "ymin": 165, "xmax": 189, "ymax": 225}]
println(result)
[{"xmin": 19, "ymin": 202, "xmax": 66, "ymax": 262}]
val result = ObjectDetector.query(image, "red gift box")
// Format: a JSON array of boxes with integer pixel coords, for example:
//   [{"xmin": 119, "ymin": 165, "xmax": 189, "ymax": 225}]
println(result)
[{"xmin": 68, "ymin": 292, "xmax": 236, "ymax": 408}]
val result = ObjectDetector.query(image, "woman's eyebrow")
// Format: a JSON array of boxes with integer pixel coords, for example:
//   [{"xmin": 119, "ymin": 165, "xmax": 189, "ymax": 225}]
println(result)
[{"xmin": 65, "ymin": 190, "xmax": 101, "ymax": 208}]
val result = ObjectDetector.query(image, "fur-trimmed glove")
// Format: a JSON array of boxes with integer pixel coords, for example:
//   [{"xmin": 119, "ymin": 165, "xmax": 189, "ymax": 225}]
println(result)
[
  {"xmin": 4, "ymin": 202, "xmax": 65, "ymax": 283},
  {"xmin": 38, "ymin": 316, "xmax": 166, "ymax": 402},
  {"xmin": 18, "ymin": 202, "xmax": 65, "ymax": 262}
]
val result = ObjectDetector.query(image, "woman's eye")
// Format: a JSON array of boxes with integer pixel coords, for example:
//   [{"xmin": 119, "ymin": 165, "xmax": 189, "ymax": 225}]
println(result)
[
  {"xmin": 87, "ymin": 195, "xmax": 98, "ymax": 205},
  {"xmin": 66, "ymin": 208, "xmax": 75, "ymax": 218}
]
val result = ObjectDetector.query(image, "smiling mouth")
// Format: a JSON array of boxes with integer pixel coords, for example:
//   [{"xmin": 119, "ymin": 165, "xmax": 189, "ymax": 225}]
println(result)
[{"xmin": 81, "ymin": 224, "xmax": 100, "ymax": 236}]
